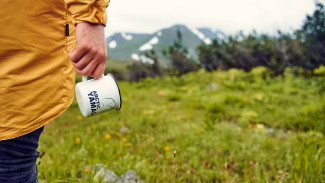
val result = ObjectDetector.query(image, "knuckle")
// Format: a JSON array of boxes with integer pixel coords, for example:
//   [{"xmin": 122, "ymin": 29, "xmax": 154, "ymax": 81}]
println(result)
[
  {"xmin": 80, "ymin": 44, "xmax": 91, "ymax": 52},
  {"xmin": 97, "ymin": 52, "xmax": 107, "ymax": 62},
  {"xmin": 96, "ymin": 51, "xmax": 103, "ymax": 58},
  {"xmin": 101, "ymin": 51, "xmax": 107, "ymax": 60},
  {"xmin": 90, "ymin": 46, "xmax": 99, "ymax": 54}
]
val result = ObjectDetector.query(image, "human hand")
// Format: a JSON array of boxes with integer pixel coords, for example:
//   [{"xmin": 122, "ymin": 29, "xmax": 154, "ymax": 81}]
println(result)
[{"xmin": 69, "ymin": 22, "xmax": 107, "ymax": 79}]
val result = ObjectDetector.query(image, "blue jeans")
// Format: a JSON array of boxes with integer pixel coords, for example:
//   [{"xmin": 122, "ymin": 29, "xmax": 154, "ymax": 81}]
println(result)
[{"xmin": 0, "ymin": 126, "xmax": 44, "ymax": 183}]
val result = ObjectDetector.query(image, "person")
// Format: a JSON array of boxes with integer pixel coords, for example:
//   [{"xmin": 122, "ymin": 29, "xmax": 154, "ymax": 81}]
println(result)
[{"xmin": 0, "ymin": 0, "xmax": 110, "ymax": 182}]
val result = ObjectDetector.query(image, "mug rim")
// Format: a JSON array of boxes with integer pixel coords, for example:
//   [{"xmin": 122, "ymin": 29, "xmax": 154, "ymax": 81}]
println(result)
[{"xmin": 108, "ymin": 73, "xmax": 122, "ymax": 111}]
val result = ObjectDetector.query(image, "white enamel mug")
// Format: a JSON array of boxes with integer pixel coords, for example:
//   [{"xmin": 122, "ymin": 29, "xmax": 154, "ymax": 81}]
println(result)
[{"xmin": 75, "ymin": 74, "xmax": 122, "ymax": 117}]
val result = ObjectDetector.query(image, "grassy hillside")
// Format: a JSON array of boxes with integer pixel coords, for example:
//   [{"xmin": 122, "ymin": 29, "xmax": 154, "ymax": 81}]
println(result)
[{"xmin": 38, "ymin": 67, "xmax": 324, "ymax": 182}]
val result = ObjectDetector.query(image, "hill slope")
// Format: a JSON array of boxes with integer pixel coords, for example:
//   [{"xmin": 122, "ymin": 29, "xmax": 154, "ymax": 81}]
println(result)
[{"xmin": 106, "ymin": 24, "xmax": 226, "ymax": 66}]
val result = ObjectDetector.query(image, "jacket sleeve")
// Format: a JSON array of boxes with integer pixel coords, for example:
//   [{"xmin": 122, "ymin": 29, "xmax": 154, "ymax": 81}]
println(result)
[{"xmin": 65, "ymin": 0, "xmax": 110, "ymax": 26}]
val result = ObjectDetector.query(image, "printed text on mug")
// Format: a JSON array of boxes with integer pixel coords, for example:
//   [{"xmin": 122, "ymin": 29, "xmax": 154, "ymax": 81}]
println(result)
[{"xmin": 88, "ymin": 91, "xmax": 100, "ymax": 115}]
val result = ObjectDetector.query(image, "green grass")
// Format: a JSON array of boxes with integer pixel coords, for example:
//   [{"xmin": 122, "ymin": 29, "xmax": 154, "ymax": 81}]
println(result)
[{"xmin": 38, "ymin": 68, "xmax": 325, "ymax": 182}]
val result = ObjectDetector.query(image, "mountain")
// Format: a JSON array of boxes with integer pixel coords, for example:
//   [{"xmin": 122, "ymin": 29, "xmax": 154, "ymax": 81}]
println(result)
[{"xmin": 106, "ymin": 24, "xmax": 226, "ymax": 66}]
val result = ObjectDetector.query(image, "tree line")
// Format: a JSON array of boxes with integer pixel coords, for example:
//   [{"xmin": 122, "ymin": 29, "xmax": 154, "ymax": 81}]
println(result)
[
  {"xmin": 119, "ymin": 2, "xmax": 325, "ymax": 81},
  {"xmin": 198, "ymin": 2, "xmax": 325, "ymax": 74}
]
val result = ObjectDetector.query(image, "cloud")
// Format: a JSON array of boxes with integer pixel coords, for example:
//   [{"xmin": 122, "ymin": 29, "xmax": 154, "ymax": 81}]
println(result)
[{"xmin": 105, "ymin": 0, "xmax": 318, "ymax": 36}]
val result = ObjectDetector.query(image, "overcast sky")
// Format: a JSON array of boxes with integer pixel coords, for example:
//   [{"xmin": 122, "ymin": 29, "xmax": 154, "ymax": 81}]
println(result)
[{"xmin": 105, "ymin": 0, "xmax": 322, "ymax": 36}]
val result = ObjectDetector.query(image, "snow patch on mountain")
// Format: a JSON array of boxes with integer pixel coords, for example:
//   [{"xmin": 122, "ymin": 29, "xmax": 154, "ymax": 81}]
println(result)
[
  {"xmin": 131, "ymin": 53, "xmax": 154, "ymax": 64},
  {"xmin": 139, "ymin": 36, "xmax": 159, "ymax": 51},
  {"xmin": 151, "ymin": 37, "xmax": 159, "ymax": 44},
  {"xmin": 140, "ymin": 55, "xmax": 154, "ymax": 64},
  {"xmin": 108, "ymin": 40, "xmax": 117, "ymax": 49},
  {"xmin": 191, "ymin": 29, "xmax": 204, "ymax": 40},
  {"xmin": 131, "ymin": 53, "xmax": 140, "ymax": 61},
  {"xmin": 216, "ymin": 31, "xmax": 227, "ymax": 39},
  {"xmin": 190, "ymin": 28, "xmax": 212, "ymax": 45},
  {"xmin": 121, "ymin": 32, "xmax": 133, "ymax": 40},
  {"xmin": 139, "ymin": 44, "xmax": 152, "ymax": 51},
  {"xmin": 204, "ymin": 38, "xmax": 212, "ymax": 44}
]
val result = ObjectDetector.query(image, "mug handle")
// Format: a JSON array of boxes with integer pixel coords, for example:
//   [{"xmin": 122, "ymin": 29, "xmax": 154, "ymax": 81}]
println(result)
[{"xmin": 82, "ymin": 74, "xmax": 105, "ymax": 82}]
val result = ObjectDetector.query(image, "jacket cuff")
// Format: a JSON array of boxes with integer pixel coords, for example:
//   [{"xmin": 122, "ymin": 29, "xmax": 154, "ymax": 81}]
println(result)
[{"xmin": 69, "ymin": 0, "xmax": 109, "ymax": 26}]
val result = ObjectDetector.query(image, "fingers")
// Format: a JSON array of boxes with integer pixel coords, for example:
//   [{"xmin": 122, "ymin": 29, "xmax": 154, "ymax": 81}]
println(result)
[
  {"xmin": 73, "ymin": 59, "xmax": 97, "ymax": 77},
  {"xmin": 69, "ymin": 41, "xmax": 107, "ymax": 77},
  {"xmin": 69, "ymin": 46, "xmax": 87, "ymax": 63},
  {"xmin": 90, "ymin": 61, "xmax": 106, "ymax": 78},
  {"xmin": 73, "ymin": 55, "xmax": 106, "ymax": 78},
  {"xmin": 74, "ymin": 62, "xmax": 104, "ymax": 79},
  {"xmin": 71, "ymin": 50, "xmax": 95, "ymax": 70}
]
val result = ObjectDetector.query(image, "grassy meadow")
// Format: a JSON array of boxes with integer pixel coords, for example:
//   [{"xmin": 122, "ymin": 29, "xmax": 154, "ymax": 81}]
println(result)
[{"xmin": 37, "ymin": 67, "xmax": 325, "ymax": 182}]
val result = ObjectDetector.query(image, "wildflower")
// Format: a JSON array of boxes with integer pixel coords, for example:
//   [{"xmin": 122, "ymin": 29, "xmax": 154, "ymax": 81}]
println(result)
[
  {"xmin": 75, "ymin": 137, "xmax": 81, "ymax": 145},
  {"xmin": 164, "ymin": 146, "xmax": 170, "ymax": 151},
  {"xmin": 277, "ymin": 171, "xmax": 289, "ymax": 179},
  {"xmin": 84, "ymin": 169, "xmax": 89, "ymax": 174},
  {"xmin": 119, "ymin": 124, "xmax": 130, "ymax": 135},
  {"xmin": 77, "ymin": 116, "xmax": 82, "ymax": 121},
  {"xmin": 105, "ymin": 133, "xmax": 111, "ymax": 140}
]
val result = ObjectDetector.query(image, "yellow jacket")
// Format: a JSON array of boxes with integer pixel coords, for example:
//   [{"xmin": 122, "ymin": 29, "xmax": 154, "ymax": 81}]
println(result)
[{"xmin": 0, "ymin": 0, "xmax": 109, "ymax": 140}]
